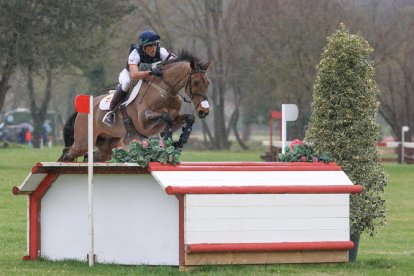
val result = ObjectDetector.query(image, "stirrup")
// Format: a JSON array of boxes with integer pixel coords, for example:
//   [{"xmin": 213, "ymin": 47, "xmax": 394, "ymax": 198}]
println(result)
[{"xmin": 102, "ymin": 111, "xmax": 115, "ymax": 126}]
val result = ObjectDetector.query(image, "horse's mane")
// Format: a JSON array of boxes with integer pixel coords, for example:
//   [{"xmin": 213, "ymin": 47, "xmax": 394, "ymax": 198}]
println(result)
[{"xmin": 164, "ymin": 49, "xmax": 203, "ymax": 69}]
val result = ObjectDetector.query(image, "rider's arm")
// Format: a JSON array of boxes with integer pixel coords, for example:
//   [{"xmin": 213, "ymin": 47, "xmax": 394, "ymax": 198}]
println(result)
[
  {"xmin": 129, "ymin": 64, "xmax": 150, "ymax": 80},
  {"xmin": 128, "ymin": 49, "xmax": 150, "ymax": 80}
]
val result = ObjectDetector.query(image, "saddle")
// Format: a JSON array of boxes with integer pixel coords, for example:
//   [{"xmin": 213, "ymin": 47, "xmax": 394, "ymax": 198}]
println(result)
[
  {"xmin": 98, "ymin": 80, "xmax": 143, "ymax": 111},
  {"xmin": 99, "ymin": 80, "xmax": 152, "ymax": 142}
]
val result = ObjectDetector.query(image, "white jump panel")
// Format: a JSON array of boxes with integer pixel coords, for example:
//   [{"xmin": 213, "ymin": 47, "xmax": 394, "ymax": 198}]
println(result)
[
  {"xmin": 14, "ymin": 162, "xmax": 359, "ymax": 266},
  {"xmin": 41, "ymin": 174, "xmax": 179, "ymax": 265},
  {"xmin": 185, "ymin": 194, "xmax": 349, "ymax": 244},
  {"xmin": 186, "ymin": 194, "xmax": 349, "ymax": 206},
  {"xmin": 185, "ymin": 230, "xmax": 349, "ymax": 244}
]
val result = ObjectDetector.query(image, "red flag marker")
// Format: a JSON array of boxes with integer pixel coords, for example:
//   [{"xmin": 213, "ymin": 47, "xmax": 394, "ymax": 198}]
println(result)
[
  {"xmin": 74, "ymin": 95, "xmax": 91, "ymax": 113},
  {"xmin": 74, "ymin": 93, "xmax": 95, "ymax": 266}
]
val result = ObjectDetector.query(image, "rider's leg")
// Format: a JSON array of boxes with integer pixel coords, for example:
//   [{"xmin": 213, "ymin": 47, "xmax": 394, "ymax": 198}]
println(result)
[
  {"xmin": 102, "ymin": 85, "xmax": 127, "ymax": 126},
  {"xmin": 103, "ymin": 70, "xmax": 130, "ymax": 126}
]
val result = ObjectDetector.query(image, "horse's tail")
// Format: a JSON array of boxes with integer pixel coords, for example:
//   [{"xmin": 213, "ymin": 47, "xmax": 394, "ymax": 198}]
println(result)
[{"xmin": 63, "ymin": 112, "xmax": 77, "ymax": 147}]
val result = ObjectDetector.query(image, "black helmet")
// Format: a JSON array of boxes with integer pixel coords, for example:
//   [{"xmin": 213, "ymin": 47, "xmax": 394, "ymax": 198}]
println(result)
[{"xmin": 138, "ymin": 30, "xmax": 160, "ymax": 47}]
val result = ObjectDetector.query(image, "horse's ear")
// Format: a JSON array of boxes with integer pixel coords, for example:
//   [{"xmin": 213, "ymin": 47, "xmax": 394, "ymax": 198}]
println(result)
[
  {"xmin": 190, "ymin": 59, "xmax": 196, "ymax": 70},
  {"xmin": 202, "ymin": 57, "xmax": 213, "ymax": 71}
]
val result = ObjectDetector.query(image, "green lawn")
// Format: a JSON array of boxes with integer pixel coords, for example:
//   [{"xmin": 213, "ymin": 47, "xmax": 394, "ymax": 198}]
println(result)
[{"xmin": 0, "ymin": 147, "xmax": 413, "ymax": 275}]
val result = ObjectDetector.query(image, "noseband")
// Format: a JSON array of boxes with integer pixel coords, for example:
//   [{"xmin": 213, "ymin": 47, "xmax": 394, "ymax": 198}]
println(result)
[{"xmin": 182, "ymin": 69, "xmax": 208, "ymax": 109}]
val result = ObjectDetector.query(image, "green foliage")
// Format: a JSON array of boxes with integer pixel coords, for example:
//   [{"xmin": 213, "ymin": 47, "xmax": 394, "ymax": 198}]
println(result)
[
  {"xmin": 111, "ymin": 138, "xmax": 181, "ymax": 168},
  {"xmin": 0, "ymin": 0, "xmax": 129, "ymax": 69},
  {"xmin": 278, "ymin": 139, "xmax": 331, "ymax": 163},
  {"xmin": 305, "ymin": 23, "xmax": 387, "ymax": 236}
]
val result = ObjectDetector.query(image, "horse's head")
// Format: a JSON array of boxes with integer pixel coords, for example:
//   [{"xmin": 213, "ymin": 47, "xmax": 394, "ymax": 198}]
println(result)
[{"xmin": 185, "ymin": 59, "xmax": 211, "ymax": 119}]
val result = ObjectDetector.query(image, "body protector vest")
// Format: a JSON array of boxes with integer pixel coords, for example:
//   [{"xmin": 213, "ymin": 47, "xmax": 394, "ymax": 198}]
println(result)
[{"xmin": 125, "ymin": 44, "xmax": 162, "ymax": 71}]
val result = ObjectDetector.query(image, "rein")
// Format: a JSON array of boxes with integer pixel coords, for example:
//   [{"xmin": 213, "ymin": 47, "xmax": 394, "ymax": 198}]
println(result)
[
  {"xmin": 180, "ymin": 69, "xmax": 208, "ymax": 109},
  {"xmin": 142, "ymin": 63, "xmax": 209, "ymax": 110}
]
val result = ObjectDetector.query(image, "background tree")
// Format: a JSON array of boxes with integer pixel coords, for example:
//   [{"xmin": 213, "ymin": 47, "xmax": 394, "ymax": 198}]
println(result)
[
  {"xmin": 134, "ymin": 0, "xmax": 239, "ymax": 149},
  {"xmin": 1, "ymin": 0, "xmax": 413, "ymax": 148},
  {"xmin": 233, "ymin": 0, "xmax": 348, "ymax": 139},
  {"xmin": 305, "ymin": 24, "xmax": 387, "ymax": 240},
  {"xmin": 0, "ymin": 0, "xmax": 23, "ymax": 114},
  {"xmin": 0, "ymin": 0, "xmax": 129, "ymax": 147},
  {"xmin": 368, "ymin": 1, "xmax": 414, "ymax": 142}
]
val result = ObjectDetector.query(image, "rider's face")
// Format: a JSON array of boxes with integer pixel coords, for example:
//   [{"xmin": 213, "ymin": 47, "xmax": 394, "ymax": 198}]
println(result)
[{"xmin": 144, "ymin": 44, "xmax": 158, "ymax": 57}]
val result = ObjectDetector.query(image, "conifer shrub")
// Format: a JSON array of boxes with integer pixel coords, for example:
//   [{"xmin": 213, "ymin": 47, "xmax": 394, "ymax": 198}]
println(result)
[{"xmin": 305, "ymin": 23, "xmax": 387, "ymax": 236}]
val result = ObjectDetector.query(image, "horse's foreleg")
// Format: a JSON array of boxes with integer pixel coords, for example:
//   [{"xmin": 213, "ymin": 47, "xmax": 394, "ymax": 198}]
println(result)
[
  {"xmin": 173, "ymin": 114, "xmax": 195, "ymax": 149},
  {"xmin": 160, "ymin": 113, "xmax": 174, "ymax": 142},
  {"xmin": 58, "ymin": 146, "xmax": 72, "ymax": 162},
  {"xmin": 142, "ymin": 110, "xmax": 174, "ymax": 141},
  {"xmin": 58, "ymin": 143, "xmax": 87, "ymax": 162}
]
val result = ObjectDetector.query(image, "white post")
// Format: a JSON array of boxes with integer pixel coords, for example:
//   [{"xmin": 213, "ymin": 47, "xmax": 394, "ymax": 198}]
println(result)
[
  {"xmin": 88, "ymin": 96, "xmax": 94, "ymax": 266},
  {"xmin": 401, "ymin": 126, "xmax": 409, "ymax": 164},
  {"xmin": 281, "ymin": 104, "xmax": 299, "ymax": 154}
]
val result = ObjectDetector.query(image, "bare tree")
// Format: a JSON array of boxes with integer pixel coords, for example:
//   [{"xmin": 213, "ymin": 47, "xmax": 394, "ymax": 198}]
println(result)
[
  {"xmin": 110, "ymin": 0, "xmax": 414, "ymax": 147},
  {"xmin": 375, "ymin": 2, "xmax": 414, "ymax": 141},
  {"xmin": 0, "ymin": 1, "xmax": 21, "ymax": 114},
  {"xmin": 4, "ymin": 0, "xmax": 413, "ymax": 150},
  {"xmin": 134, "ymin": 0, "xmax": 239, "ymax": 149},
  {"xmin": 0, "ymin": 0, "xmax": 129, "ymax": 147},
  {"xmin": 344, "ymin": 0, "xmax": 414, "ymax": 141},
  {"xmin": 230, "ymin": 0, "xmax": 347, "ymax": 139}
]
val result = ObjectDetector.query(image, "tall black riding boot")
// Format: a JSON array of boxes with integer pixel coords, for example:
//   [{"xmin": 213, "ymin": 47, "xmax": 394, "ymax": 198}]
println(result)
[{"xmin": 102, "ymin": 86, "xmax": 126, "ymax": 126}]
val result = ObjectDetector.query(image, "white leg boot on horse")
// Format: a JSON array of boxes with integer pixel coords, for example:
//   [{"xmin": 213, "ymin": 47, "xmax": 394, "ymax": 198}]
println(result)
[
  {"xmin": 102, "ymin": 86, "xmax": 127, "ymax": 126},
  {"xmin": 174, "ymin": 114, "xmax": 195, "ymax": 150}
]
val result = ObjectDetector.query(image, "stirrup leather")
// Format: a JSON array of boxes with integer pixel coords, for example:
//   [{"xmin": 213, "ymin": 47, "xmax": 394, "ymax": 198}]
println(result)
[{"xmin": 102, "ymin": 111, "xmax": 115, "ymax": 126}]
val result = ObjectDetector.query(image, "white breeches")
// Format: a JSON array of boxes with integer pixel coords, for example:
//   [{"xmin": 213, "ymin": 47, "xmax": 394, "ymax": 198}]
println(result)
[{"xmin": 118, "ymin": 69, "xmax": 131, "ymax": 92}]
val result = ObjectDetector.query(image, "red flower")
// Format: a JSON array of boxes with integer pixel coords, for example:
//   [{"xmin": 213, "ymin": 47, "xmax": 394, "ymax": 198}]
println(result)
[
  {"xmin": 159, "ymin": 140, "xmax": 165, "ymax": 148},
  {"xmin": 290, "ymin": 139, "xmax": 303, "ymax": 149},
  {"xmin": 300, "ymin": 156, "xmax": 307, "ymax": 162},
  {"xmin": 141, "ymin": 140, "xmax": 149, "ymax": 148}
]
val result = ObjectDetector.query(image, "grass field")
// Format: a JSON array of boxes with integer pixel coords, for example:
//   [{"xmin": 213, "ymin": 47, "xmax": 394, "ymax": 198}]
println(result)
[{"xmin": 0, "ymin": 146, "xmax": 413, "ymax": 275}]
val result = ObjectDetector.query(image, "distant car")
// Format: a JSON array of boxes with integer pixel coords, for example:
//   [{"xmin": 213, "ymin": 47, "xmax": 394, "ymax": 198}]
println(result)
[{"xmin": 0, "ymin": 108, "xmax": 56, "ymax": 143}]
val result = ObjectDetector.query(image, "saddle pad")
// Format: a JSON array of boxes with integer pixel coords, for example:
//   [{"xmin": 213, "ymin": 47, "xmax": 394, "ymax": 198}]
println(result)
[{"xmin": 99, "ymin": 80, "xmax": 143, "ymax": 111}]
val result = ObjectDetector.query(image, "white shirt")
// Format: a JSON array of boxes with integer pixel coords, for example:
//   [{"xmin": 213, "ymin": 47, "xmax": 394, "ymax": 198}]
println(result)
[{"xmin": 127, "ymin": 47, "xmax": 170, "ymax": 65}]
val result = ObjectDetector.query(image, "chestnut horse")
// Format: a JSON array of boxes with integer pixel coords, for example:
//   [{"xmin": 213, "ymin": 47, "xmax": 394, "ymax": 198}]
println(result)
[{"xmin": 59, "ymin": 51, "xmax": 210, "ymax": 162}]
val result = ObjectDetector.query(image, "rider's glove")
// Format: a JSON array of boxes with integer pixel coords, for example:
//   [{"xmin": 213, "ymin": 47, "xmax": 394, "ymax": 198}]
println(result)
[{"xmin": 149, "ymin": 68, "xmax": 163, "ymax": 77}]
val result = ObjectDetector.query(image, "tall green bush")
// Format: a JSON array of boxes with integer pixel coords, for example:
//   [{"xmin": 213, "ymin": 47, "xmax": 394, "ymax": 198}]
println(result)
[{"xmin": 305, "ymin": 23, "xmax": 387, "ymax": 236}]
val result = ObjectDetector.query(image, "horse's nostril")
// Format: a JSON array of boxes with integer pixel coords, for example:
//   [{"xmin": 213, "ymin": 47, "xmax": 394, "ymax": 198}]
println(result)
[{"xmin": 198, "ymin": 110, "xmax": 209, "ymax": 118}]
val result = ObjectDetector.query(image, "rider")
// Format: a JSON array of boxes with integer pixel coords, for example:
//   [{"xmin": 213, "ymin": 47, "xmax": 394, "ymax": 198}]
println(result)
[{"xmin": 102, "ymin": 29, "xmax": 175, "ymax": 126}]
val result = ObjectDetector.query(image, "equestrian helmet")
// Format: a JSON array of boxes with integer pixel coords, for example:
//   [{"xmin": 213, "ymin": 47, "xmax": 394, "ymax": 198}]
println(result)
[{"xmin": 138, "ymin": 30, "xmax": 160, "ymax": 47}]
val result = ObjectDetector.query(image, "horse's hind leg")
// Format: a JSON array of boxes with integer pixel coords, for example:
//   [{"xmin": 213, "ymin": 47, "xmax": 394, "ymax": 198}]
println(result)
[{"xmin": 94, "ymin": 137, "xmax": 121, "ymax": 162}]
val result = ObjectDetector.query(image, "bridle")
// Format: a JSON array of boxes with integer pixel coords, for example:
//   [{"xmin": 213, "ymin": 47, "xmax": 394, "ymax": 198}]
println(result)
[{"xmin": 180, "ymin": 69, "xmax": 209, "ymax": 109}]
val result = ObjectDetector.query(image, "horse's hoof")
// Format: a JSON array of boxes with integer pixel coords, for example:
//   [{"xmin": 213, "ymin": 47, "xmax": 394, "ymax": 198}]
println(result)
[
  {"xmin": 58, "ymin": 156, "xmax": 71, "ymax": 162},
  {"xmin": 173, "ymin": 141, "xmax": 183, "ymax": 149}
]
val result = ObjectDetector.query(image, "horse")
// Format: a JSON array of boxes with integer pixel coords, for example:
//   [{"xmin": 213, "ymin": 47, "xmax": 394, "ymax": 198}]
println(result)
[{"xmin": 59, "ymin": 50, "xmax": 211, "ymax": 162}]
